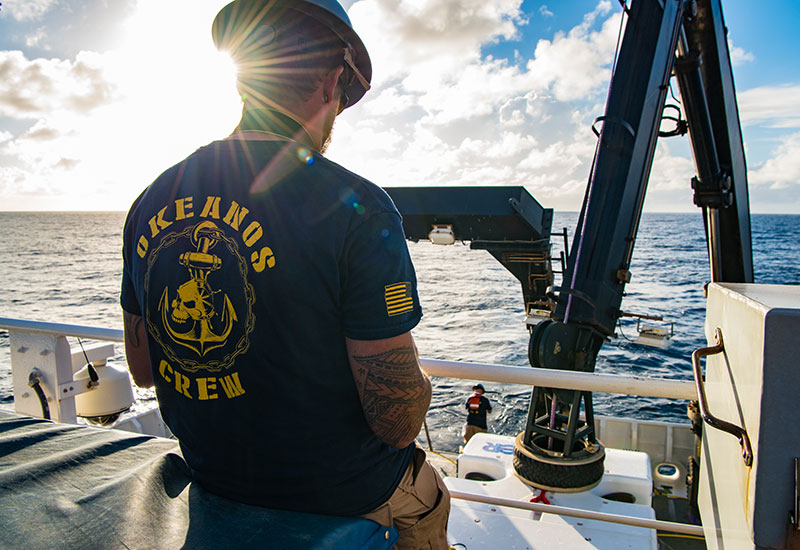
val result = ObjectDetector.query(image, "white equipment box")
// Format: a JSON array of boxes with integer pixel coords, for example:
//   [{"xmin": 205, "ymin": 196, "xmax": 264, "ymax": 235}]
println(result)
[{"xmin": 700, "ymin": 283, "xmax": 800, "ymax": 550}]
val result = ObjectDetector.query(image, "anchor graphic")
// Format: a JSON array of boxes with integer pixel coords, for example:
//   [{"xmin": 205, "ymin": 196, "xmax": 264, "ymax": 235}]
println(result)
[{"xmin": 160, "ymin": 221, "xmax": 237, "ymax": 356}]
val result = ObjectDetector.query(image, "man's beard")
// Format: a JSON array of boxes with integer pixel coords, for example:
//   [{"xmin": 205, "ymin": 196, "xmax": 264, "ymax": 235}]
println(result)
[
  {"xmin": 321, "ymin": 130, "xmax": 333, "ymax": 153},
  {"xmin": 320, "ymin": 113, "xmax": 336, "ymax": 153}
]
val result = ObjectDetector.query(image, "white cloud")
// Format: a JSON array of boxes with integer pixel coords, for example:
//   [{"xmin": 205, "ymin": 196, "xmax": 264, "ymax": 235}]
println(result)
[
  {"xmin": 0, "ymin": 166, "xmax": 30, "ymax": 194},
  {"xmin": 333, "ymin": 117, "xmax": 404, "ymax": 155},
  {"xmin": 728, "ymin": 38, "xmax": 754, "ymax": 66},
  {"xmin": 749, "ymin": 132, "xmax": 800, "ymax": 189},
  {"xmin": 327, "ymin": 0, "xmax": 629, "ymax": 212},
  {"xmin": 25, "ymin": 27, "xmax": 50, "ymax": 49},
  {"xmin": 414, "ymin": 59, "xmax": 534, "ymax": 124},
  {"xmin": 648, "ymin": 141, "xmax": 695, "ymax": 192},
  {"xmin": 0, "ymin": 0, "xmax": 242, "ymax": 209},
  {"xmin": 525, "ymin": 5, "xmax": 620, "ymax": 101},
  {"xmin": 364, "ymin": 86, "xmax": 416, "ymax": 116},
  {"xmin": 0, "ymin": 50, "xmax": 117, "ymax": 118},
  {"xmin": 738, "ymin": 85, "xmax": 800, "ymax": 129},
  {"xmin": 22, "ymin": 119, "xmax": 62, "ymax": 141},
  {"xmin": 350, "ymin": 0, "xmax": 525, "ymax": 87},
  {"xmin": 5, "ymin": 0, "xmax": 792, "ymax": 214},
  {"xmin": 2, "ymin": 0, "xmax": 58, "ymax": 22},
  {"xmin": 499, "ymin": 97, "xmax": 525, "ymax": 127},
  {"xmin": 0, "ymin": 0, "xmax": 637, "ymax": 211},
  {"xmin": 462, "ymin": 131, "xmax": 538, "ymax": 160},
  {"xmin": 539, "ymin": 5, "xmax": 554, "ymax": 18},
  {"xmin": 519, "ymin": 141, "xmax": 579, "ymax": 173},
  {"xmin": 346, "ymin": 1, "xmax": 622, "ymax": 130}
]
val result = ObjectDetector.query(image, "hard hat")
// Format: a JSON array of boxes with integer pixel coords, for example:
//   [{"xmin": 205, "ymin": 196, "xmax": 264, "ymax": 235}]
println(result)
[{"xmin": 212, "ymin": 0, "xmax": 372, "ymax": 109}]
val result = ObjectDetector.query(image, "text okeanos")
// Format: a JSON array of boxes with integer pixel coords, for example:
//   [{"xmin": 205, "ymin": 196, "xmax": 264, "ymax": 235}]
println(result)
[{"xmin": 135, "ymin": 195, "xmax": 276, "ymax": 273}]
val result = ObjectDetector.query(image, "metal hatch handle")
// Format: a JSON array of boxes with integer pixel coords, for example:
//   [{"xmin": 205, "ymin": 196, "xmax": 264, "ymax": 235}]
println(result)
[{"xmin": 692, "ymin": 328, "xmax": 754, "ymax": 467}]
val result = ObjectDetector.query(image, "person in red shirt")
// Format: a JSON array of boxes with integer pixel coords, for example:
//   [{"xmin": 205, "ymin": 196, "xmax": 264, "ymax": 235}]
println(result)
[{"xmin": 464, "ymin": 384, "xmax": 493, "ymax": 443}]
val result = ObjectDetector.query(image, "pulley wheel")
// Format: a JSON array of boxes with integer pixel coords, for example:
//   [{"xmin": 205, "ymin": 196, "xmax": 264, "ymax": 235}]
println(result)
[{"xmin": 512, "ymin": 432, "xmax": 605, "ymax": 492}]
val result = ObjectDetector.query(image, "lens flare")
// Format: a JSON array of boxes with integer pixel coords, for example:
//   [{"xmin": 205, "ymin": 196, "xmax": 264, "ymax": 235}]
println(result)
[{"xmin": 297, "ymin": 148, "xmax": 315, "ymax": 165}]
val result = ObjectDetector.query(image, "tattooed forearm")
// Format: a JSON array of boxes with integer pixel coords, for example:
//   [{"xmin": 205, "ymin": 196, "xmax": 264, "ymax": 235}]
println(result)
[
  {"xmin": 125, "ymin": 312, "xmax": 145, "ymax": 348},
  {"xmin": 351, "ymin": 346, "xmax": 432, "ymax": 448}
]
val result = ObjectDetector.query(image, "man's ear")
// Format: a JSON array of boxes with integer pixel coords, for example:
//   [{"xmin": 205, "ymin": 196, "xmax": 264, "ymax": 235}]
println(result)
[{"xmin": 322, "ymin": 65, "xmax": 345, "ymax": 104}]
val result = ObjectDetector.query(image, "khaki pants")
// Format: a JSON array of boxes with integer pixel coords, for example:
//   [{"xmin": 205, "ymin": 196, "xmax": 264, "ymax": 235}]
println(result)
[
  {"xmin": 360, "ymin": 445, "xmax": 450, "ymax": 549},
  {"xmin": 464, "ymin": 424, "xmax": 486, "ymax": 443}
]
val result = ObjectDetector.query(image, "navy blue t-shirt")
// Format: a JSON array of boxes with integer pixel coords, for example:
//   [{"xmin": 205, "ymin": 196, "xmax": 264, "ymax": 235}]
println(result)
[{"xmin": 120, "ymin": 120, "xmax": 420, "ymax": 515}]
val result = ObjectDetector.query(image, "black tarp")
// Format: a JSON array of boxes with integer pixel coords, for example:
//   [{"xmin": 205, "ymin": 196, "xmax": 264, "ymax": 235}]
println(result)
[{"xmin": 0, "ymin": 410, "xmax": 397, "ymax": 549}]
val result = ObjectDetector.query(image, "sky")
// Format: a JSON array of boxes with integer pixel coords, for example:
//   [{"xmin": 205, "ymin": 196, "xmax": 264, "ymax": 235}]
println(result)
[{"xmin": 0, "ymin": 0, "xmax": 798, "ymax": 213}]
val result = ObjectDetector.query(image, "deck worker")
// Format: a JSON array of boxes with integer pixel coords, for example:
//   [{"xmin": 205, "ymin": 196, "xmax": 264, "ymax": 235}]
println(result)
[
  {"xmin": 464, "ymin": 384, "xmax": 492, "ymax": 443},
  {"xmin": 119, "ymin": 0, "xmax": 449, "ymax": 547}
]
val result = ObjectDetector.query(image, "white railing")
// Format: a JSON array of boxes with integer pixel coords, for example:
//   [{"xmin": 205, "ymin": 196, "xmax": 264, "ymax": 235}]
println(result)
[
  {"xmin": 421, "ymin": 358, "xmax": 696, "ymax": 400},
  {"xmin": 450, "ymin": 490, "xmax": 705, "ymax": 536},
  {"xmin": 0, "ymin": 317, "xmax": 697, "ymax": 400},
  {"xmin": 0, "ymin": 316, "xmax": 702, "ymax": 538},
  {"xmin": 0, "ymin": 317, "xmax": 124, "ymax": 342}
]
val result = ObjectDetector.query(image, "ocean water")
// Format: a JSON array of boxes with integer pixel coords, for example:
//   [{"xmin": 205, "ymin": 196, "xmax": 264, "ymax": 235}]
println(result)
[{"xmin": 1, "ymin": 211, "xmax": 798, "ymax": 453}]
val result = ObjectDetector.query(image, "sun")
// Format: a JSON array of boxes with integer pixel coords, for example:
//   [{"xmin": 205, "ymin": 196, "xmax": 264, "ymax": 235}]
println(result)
[
  {"xmin": 67, "ymin": 0, "xmax": 244, "ymax": 208},
  {"xmin": 116, "ymin": 0, "xmax": 243, "ymax": 144}
]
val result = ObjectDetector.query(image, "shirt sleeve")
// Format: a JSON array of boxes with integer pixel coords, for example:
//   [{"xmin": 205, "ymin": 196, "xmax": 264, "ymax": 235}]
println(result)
[
  {"xmin": 120, "ymin": 266, "xmax": 141, "ymax": 315},
  {"xmin": 341, "ymin": 211, "xmax": 422, "ymax": 340},
  {"xmin": 119, "ymin": 213, "xmax": 142, "ymax": 316}
]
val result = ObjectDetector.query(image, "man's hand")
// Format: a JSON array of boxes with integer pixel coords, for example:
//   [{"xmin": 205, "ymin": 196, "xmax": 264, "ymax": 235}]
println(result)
[
  {"xmin": 123, "ymin": 311, "xmax": 154, "ymax": 388},
  {"xmin": 346, "ymin": 332, "xmax": 431, "ymax": 449}
]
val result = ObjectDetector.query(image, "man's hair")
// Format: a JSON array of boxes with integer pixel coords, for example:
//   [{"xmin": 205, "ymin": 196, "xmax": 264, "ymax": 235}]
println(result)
[{"xmin": 224, "ymin": 8, "xmax": 347, "ymax": 108}]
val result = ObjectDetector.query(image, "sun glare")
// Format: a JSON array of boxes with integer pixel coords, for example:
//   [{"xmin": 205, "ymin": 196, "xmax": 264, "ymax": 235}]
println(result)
[
  {"xmin": 66, "ymin": 0, "xmax": 244, "ymax": 208},
  {"xmin": 113, "ymin": 1, "xmax": 242, "ymax": 162}
]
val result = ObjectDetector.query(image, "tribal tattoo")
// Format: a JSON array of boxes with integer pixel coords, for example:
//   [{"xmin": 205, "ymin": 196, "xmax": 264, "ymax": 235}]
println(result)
[
  {"xmin": 124, "ymin": 311, "xmax": 146, "ymax": 348},
  {"xmin": 351, "ymin": 346, "xmax": 431, "ymax": 448}
]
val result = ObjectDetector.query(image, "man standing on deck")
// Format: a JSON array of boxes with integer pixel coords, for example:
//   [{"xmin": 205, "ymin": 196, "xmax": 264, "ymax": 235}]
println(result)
[
  {"xmin": 119, "ymin": 1, "xmax": 449, "ymax": 547},
  {"xmin": 464, "ymin": 384, "xmax": 492, "ymax": 443}
]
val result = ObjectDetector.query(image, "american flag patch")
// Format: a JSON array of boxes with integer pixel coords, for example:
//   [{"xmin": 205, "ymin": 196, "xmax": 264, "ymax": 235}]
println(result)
[{"xmin": 385, "ymin": 282, "xmax": 414, "ymax": 316}]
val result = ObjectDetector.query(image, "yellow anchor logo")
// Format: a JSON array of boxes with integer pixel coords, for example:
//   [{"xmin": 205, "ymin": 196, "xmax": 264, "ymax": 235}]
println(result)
[{"xmin": 160, "ymin": 221, "xmax": 237, "ymax": 356}]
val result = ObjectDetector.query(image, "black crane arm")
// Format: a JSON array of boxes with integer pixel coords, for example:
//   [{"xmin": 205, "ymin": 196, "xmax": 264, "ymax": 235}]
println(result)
[
  {"xmin": 532, "ymin": 0, "xmax": 753, "ymax": 374},
  {"xmin": 676, "ymin": 0, "xmax": 753, "ymax": 283},
  {"xmin": 515, "ymin": 0, "xmax": 753, "ymax": 475}
]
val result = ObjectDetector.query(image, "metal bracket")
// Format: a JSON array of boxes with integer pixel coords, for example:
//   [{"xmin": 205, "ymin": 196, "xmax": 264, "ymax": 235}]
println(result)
[
  {"xmin": 591, "ymin": 115, "xmax": 635, "ymax": 139},
  {"xmin": 691, "ymin": 172, "xmax": 733, "ymax": 209},
  {"xmin": 57, "ymin": 380, "xmax": 97, "ymax": 400},
  {"xmin": 691, "ymin": 327, "xmax": 753, "ymax": 467}
]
